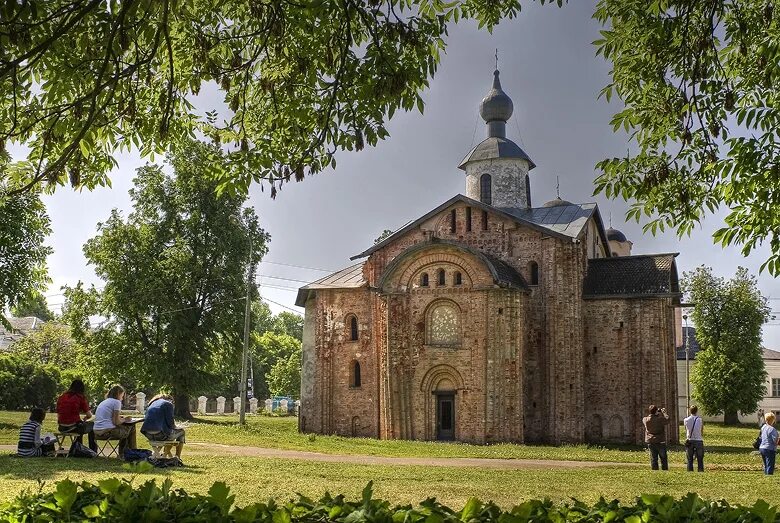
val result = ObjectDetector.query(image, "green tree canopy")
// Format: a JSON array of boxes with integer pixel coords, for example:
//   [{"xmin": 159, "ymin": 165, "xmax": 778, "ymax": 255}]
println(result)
[
  {"xmin": 267, "ymin": 348, "xmax": 302, "ymax": 399},
  {"xmin": 251, "ymin": 331, "xmax": 301, "ymax": 400},
  {"xmin": 10, "ymin": 291, "xmax": 55, "ymax": 321},
  {"xmin": 273, "ymin": 311, "xmax": 304, "ymax": 342},
  {"xmin": 0, "ymin": 0, "xmax": 543, "ymax": 197},
  {"xmin": 64, "ymin": 140, "xmax": 268, "ymax": 417},
  {"xmin": 8, "ymin": 322, "xmax": 81, "ymax": 368},
  {"xmin": 593, "ymin": 0, "xmax": 780, "ymax": 274},
  {"xmin": 685, "ymin": 266, "xmax": 771, "ymax": 424}
]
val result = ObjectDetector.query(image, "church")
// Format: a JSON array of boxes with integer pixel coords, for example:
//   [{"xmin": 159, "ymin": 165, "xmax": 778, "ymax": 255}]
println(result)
[{"xmin": 296, "ymin": 70, "xmax": 681, "ymax": 445}]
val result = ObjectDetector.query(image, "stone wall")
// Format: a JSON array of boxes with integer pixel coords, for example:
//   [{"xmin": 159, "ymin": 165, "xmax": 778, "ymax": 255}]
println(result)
[{"xmin": 464, "ymin": 158, "xmax": 531, "ymax": 208}]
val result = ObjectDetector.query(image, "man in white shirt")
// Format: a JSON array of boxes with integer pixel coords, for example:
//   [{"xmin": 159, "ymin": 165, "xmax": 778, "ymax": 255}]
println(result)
[{"xmin": 683, "ymin": 405, "xmax": 704, "ymax": 472}]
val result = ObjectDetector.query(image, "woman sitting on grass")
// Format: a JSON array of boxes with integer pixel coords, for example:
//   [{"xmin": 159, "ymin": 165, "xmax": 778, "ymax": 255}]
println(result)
[
  {"xmin": 93, "ymin": 384, "xmax": 137, "ymax": 454},
  {"xmin": 141, "ymin": 394, "xmax": 186, "ymax": 460},
  {"xmin": 17, "ymin": 408, "xmax": 56, "ymax": 457}
]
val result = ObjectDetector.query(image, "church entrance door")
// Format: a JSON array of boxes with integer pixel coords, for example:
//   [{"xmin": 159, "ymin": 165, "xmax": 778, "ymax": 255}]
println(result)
[{"xmin": 436, "ymin": 393, "xmax": 455, "ymax": 441}]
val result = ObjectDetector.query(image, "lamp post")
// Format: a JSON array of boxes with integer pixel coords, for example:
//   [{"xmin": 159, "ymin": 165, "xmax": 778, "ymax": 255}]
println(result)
[{"xmin": 683, "ymin": 314, "xmax": 690, "ymax": 411}]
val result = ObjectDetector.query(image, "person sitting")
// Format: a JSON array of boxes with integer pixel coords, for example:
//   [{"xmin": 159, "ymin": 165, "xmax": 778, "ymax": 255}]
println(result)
[
  {"xmin": 56, "ymin": 379, "xmax": 98, "ymax": 452},
  {"xmin": 141, "ymin": 394, "xmax": 185, "ymax": 459},
  {"xmin": 17, "ymin": 408, "xmax": 56, "ymax": 457},
  {"xmin": 93, "ymin": 384, "xmax": 137, "ymax": 454}
]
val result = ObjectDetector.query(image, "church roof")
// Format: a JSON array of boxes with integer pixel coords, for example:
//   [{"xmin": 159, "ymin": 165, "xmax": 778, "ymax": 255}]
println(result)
[
  {"xmin": 457, "ymin": 137, "xmax": 536, "ymax": 170},
  {"xmin": 583, "ymin": 254, "xmax": 680, "ymax": 299},
  {"xmin": 294, "ymin": 263, "xmax": 366, "ymax": 307},
  {"xmin": 606, "ymin": 227, "xmax": 628, "ymax": 243},
  {"xmin": 352, "ymin": 194, "xmax": 605, "ymax": 261}
]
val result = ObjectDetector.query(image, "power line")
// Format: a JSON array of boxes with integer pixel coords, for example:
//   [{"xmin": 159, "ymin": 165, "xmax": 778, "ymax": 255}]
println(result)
[
  {"xmin": 259, "ymin": 260, "xmax": 336, "ymax": 273},
  {"xmin": 262, "ymin": 296, "xmax": 303, "ymax": 315}
]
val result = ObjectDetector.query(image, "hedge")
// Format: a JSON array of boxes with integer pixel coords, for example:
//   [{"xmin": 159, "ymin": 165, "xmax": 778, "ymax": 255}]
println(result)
[
  {"xmin": 0, "ymin": 354, "xmax": 62, "ymax": 411},
  {"xmin": 1, "ymin": 468, "xmax": 779, "ymax": 522}
]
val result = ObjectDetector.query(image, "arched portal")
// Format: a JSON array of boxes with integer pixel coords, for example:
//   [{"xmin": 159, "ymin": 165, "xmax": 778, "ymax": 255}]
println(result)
[{"xmin": 420, "ymin": 365, "xmax": 464, "ymax": 441}]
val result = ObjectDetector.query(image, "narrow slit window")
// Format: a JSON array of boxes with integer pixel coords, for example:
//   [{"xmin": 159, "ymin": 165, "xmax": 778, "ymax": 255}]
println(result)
[
  {"xmin": 352, "ymin": 361, "xmax": 361, "ymax": 388},
  {"xmin": 466, "ymin": 207, "xmax": 472, "ymax": 231},
  {"xmin": 454, "ymin": 272, "xmax": 462, "ymax": 285},
  {"xmin": 529, "ymin": 261, "xmax": 539, "ymax": 286},
  {"xmin": 421, "ymin": 273, "xmax": 429, "ymax": 287},
  {"xmin": 480, "ymin": 174, "xmax": 492, "ymax": 205},
  {"xmin": 437, "ymin": 269, "xmax": 446, "ymax": 286},
  {"xmin": 350, "ymin": 316, "xmax": 358, "ymax": 341},
  {"xmin": 481, "ymin": 210, "xmax": 488, "ymax": 231},
  {"xmin": 450, "ymin": 209, "xmax": 457, "ymax": 233}
]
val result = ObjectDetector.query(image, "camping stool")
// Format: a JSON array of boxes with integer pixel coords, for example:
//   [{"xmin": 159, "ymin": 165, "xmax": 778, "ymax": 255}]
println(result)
[
  {"xmin": 96, "ymin": 438, "xmax": 121, "ymax": 458},
  {"xmin": 149, "ymin": 440, "xmax": 179, "ymax": 458},
  {"xmin": 54, "ymin": 432, "xmax": 78, "ymax": 457}
]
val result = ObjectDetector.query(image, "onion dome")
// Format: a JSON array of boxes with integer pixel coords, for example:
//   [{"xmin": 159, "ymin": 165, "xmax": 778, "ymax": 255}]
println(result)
[
  {"xmin": 480, "ymin": 70, "xmax": 514, "ymax": 124},
  {"xmin": 542, "ymin": 197, "xmax": 573, "ymax": 208},
  {"xmin": 606, "ymin": 227, "xmax": 628, "ymax": 243}
]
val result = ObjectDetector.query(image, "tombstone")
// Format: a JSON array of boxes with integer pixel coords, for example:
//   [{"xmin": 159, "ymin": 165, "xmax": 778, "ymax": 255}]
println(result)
[
  {"xmin": 197, "ymin": 396, "xmax": 207, "ymax": 415},
  {"xmin": 280, "ymin": 399, "xmax": 289, "ymax": 414},
  {"xmin": 295, "ymin": 400, "xmax": 301, "ymax": 416},
  {"xmin": 135, "ymin": 392, "xmax": 146, "ymax": 414},
  {"xmin": 249, "ymin": 397, "xmax": 258, "ymax": 414},
  {"xmin": 265, "ymin": 398, "xmax": 273, "ymax": 413},
  {"xmin": 233, "ymin": 397, "xmax": 241, "ymax": 414},
  {"xmin": 216, "ymin": 396, "xmax": 226, "ymax": 415}
]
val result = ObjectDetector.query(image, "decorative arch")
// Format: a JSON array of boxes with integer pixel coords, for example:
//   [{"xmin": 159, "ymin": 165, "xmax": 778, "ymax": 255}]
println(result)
[
  {"xmin": 425, "ymin": 300, "xmax": 461, "ymax": 346},
  {"xmin": 608, "ymin": 415, "xmax": 624, "ymax": 441},
  {"xmin": 419, "ymin": 364, "xmax": 465, "ymax": 393},
  {"xmin": 587, "ymin": 414, "xmax": 603, "ymax": 442},
  {"xmin": 351, "ymin": 416, "xmax": 361, "ymax": 437}
]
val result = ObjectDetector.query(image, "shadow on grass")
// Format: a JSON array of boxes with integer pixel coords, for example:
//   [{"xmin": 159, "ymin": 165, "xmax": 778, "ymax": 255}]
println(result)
[{"xmin": 0, "ymin": 455, "xmax": 206, "ymax": 480}]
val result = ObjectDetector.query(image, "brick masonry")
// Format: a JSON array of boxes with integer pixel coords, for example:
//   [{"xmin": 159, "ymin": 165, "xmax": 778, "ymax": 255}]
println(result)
[{"xmin": 300, "ymin": 202, "xmax": 679, "ymax": 445}]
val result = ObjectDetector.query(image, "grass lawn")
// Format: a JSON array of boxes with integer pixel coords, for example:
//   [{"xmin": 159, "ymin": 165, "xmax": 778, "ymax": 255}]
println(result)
[
  {"xmin": 0, "ymin": 411, "xmax": 763, "ymax": 465},
  {"xmin": 1, "ymin": 410, "xmax": 773, "ymax": 509}
]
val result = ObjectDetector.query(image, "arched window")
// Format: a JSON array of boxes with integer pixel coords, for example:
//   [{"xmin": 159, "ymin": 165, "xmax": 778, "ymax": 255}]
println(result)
[
  {"xmin": 346, "ymin": 315, "xmax": 358, "ymax": 341},
  {"xmin": 421, "ymin": 273, "xmax": 429, "ymax": 287},
  {"xmin": 351, "ymin": 361, "xmax": 362, "ymax": 388},
  {"xmin": 437, "ymin": 269, "xmax": 446, "ymax": 286},
  {"xmin": 480, "ymin": 174, "xmax": 492, "ymax": 205},
  {"xmin": 427, "ymin": 302, "xmax": 460, "ymax": 346},
  {"xmin": 528, "ymin": 261, "xmax": 539, "ymax": 286},
  {"xmin": 454, "ymin": 272, "xmax": 462, "ymax": 285}
]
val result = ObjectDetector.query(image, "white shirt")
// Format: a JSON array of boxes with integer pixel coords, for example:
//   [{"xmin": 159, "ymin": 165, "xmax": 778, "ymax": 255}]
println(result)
[
  {"xmin": 93, "ymin": 398, "xmax": 122, "ymax": 431},
  {"xmin": 684, "ymin": 415, "xmax": 703, "ymax": 441}
]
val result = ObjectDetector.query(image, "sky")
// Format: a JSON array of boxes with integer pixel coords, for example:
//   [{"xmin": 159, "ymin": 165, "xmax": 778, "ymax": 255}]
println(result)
[{"xmin": 36, "ymin": 0, "xmax": 780, "ymax": 346}]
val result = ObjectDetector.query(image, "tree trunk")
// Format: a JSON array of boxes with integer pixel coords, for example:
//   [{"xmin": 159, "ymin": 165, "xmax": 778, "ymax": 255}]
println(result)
[
  {"xmin": 174, "ymin": 392, "xmax": 193, "ymax": 420},
  {"xmin": 723, "ymin": 409, "xmax": 740, "ymax": 425}
]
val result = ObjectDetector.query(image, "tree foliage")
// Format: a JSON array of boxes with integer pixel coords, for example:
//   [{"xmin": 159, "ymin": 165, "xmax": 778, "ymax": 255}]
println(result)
[
  {"xmin": 10, "ymin": 291, "xmax": 55, "ymax": 321},
  {"xmin": 8, "ymin": 322, "xmax": 81, "ymax": 368},
  {"xmin": 62, "ymin": 140, "xmax": 268, "ymax": 417},
  {"xmin": 267, "ymin": 348, "xmax": 301, "ymax": 398},
  {"xmin": 251, "ymin": 331, "xmax": 301, "ymax": 400},
  {"xmin": 593, "ymin": 0, "xmax": 780, "ymax": 274},
  {"xmin": 272, "ymin": 311, "xmax": 304, "ymax": 342},
  {"xmin": 684, "ymin": 266, "xmax": 770, "ymax": 424},
  {"xmin": 0, "ymin": 0, "xmax": 560, "ymax": 198}
]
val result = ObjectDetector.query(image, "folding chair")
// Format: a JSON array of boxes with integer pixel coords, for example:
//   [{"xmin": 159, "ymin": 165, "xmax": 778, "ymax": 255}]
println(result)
[
  {"xmin": 54, "ymin": 432, "xmax": 78, "ymax": 457},
  {"xmin": 96, "ymin": 438, "xmax": 121, "ymax": 457}
]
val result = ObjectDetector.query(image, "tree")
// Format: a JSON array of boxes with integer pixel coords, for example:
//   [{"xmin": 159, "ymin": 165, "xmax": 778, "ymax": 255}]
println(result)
[
  {"xmin": 11, "ymin": 291, "xmax": 54, "ymax": 321},
  {"xmin": 69, "ymin": 140, "xmax": 268, "ymax": 418},
  {"xmin": 684, "ymin": 266, "xmax": 771, "ymax": 425},
  {"xmin": 0, "ymin": 177, "xmax": 51, "ymax": 327},
  {"xmin": 593, "ymin": 0, "xmax": 780, "ymax": 275},
  {"xmin": 267, "ymin": 349, "xmax": 302, "ymax": 399},
  {"xmin": 0, "ymin": 0, "xmax": 546, "ymax": 197},
  {"xmin": 9, "ymin": 322, "xmax": 81, "ymax": 368},
  {"xmin": 273, "ymin": 311, "xmax": 304, "ymax": 342},
  {"xmin": 251, "ymin": 331, "xmax": 301, "ymax": 400}
]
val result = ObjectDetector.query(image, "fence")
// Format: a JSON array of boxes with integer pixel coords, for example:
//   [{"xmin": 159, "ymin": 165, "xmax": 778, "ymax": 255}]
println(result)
[{"xmin": 132, "ymin": 392, "xmax": 299, "ymax": 416}]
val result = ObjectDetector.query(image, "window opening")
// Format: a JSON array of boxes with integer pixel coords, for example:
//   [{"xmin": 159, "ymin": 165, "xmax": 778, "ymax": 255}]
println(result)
[
  {"xmin": 482, "ymin": 210, "xmax": 488, "ymax": 231},
  {"xmin": 437, "ymin": 269, "xmax": 446, "ymax": 286},
  {"xmin": 428, "ymin": 303, "xmax": 460, "ymax": 346},
  {"xmin": 421, "ymin": 273, "xmax": 429, "ymax": 287},
  {"xmin": 529, "ymin": 261, "xmax": 539, "ymax": 285},
  {"xmin": 466, "ymin": 207, "xmax": 472, "ymax": 231},
  {"xmin": 350, "ymin": 316, "xmax": 358, "ymax": 341},
  {"xmin": 454, "ymin": 272, "xmax": 462, "ymax": 285},
  {"xmin": 480, "ymin": 174, "xmax": 492, "ymax": 205},
  {"xmin": 450, "ymin": 209, "xmax": 456, "ymax": 233},
  {"xmin": 352, "ymin": 361, "xmax": 362, "ymax": 388}
]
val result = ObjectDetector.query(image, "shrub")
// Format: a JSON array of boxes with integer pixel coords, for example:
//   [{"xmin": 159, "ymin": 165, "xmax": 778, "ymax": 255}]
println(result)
[
  {"xmin": 0, "ymin": 353, "xmax": 61, "ymax": 410},
  {"xmin": 1, "ymin": 474, "xmax": 779, "ymax": 522}
]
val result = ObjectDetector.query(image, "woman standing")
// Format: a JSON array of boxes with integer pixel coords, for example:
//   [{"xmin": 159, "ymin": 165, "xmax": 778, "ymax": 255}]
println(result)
[
  {"xmin": 56, "ymin": 379, "xmax": 97, "ymax": 452},
  {"xmin": 759, "ymin": 411, "xmax": 780, "ymax": 475},
  {"xmin": 93, "ymin": 384, "xmax": 137, "ymax": 454}
]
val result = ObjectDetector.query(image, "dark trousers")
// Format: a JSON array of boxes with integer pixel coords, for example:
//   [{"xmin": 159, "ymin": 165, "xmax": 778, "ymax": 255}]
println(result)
[
  {"xmin": 59, "ymin": 421, "xmax": 97, "ymax": 452},
  {"xmin": 648, "ymin": 442, "xmax": 668, "ymax": 470},
  {"xmin": 760, "ymin": 448, "xmax": 776, "ymax": 475},
  {"xmin": 686, "ymin": 440, "xmax": 704, "ymax": 471}
]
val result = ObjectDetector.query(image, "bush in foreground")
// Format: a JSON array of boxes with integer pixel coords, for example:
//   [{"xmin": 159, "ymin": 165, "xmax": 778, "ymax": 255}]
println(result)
[{"xmin": 1, "ymin": 469, "xmax": 778, "ymax": 522}]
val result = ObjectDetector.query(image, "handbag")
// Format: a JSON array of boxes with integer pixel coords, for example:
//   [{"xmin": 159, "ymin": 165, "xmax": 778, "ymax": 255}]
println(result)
[
  {"xmin": 684, "ymin": 416, "xmax": 699, "ymax": 447},
  {"xmin": 753, "ymin": 428, "xmax": 762, "ymax": 450}
]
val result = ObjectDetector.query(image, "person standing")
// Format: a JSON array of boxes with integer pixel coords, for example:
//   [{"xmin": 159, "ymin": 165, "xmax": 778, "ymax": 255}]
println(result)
[
  {"xmin": 758, "ymin": 411, "xmax": 779, "ymax": 475},
  {"xmin": 683, "ymin": 405, "xmax": 704, "ymax": 472},
  {"xmin": 56, "ymin": 379, "xmax": 98, "ymax": 452},
  {"xmin": 643, "ymin": 404, "xmax": 670, "ymax": 470},
  {"xmin": 93, "ymin": 384, "xmax": 138, "ymax": 454}
]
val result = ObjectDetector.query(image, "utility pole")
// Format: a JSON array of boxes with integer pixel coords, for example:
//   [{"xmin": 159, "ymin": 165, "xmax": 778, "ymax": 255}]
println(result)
[
  {"xmin": 239, "ymin": 235, "xmax": 254, "ymax": 425},
  {"xmin": 684, "ymin": 314, "xmax": 690, "ymax": 412}
]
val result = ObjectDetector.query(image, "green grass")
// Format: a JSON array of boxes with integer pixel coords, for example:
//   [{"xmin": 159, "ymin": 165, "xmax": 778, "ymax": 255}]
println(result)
[
  {"xmin": 0, "ymin": 411, "xmax": 763, "ymax": 466},
  {"xmin": 0, "ymin": 455, "xmax": 777, "ymax": 508}
]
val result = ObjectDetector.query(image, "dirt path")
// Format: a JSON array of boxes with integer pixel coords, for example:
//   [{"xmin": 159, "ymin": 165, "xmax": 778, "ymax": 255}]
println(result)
[{"xmin": 1, "ymin": 442, "xmax": 640, "ymax": 469}]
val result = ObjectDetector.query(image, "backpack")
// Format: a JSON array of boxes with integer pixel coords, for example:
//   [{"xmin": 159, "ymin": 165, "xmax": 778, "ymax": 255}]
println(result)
[
  {"xmin": 124, "ymin": 448, "xmax": 152, "ymax": 462},
  {"xmin": 146, "ymin": 456, "xmax": 184, "ymax": 468},
  {"xmin": 68, "ymin": 441, "xmax": 97, "ymax": 458}
]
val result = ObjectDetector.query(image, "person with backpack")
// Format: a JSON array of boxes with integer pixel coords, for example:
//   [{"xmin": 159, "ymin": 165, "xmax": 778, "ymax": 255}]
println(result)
[
  {"xmin": 141, "ymin": 394, "xmax": 186, "ymax": 460},
  {"xmin": 17, "ymin": 408, "xmax": 56, "ymax": 457},
  {"xmin": 683, "ymin": 405, "xmax": 704, "ymax": 472},
  {"xmin": 758, "ymin": 411, "xmax": 780, "ymax": 475},
  {"xmin": 56, "ymin": 379, "xmax": 98, "ymax": 452}
]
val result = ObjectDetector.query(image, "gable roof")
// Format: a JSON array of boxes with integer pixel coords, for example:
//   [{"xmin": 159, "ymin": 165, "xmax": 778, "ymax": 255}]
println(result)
[
  {"xmin": 583, "ymin": 254, "xmax": 680, "ymax": 299},
  {"xmin": 351, "ymin": 194, "xmax": 606, "ymax": 260},
  {"xmin": 0, "ymin": 316, "xmax": 44, "ymax": 351},
  {"xmin": 295, "ymin": 263, "xmax": 367, "ymax": 307}
]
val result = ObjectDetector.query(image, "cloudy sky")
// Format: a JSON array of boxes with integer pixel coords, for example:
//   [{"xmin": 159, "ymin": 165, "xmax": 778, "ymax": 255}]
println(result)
[{"xmin": 37, "ymin": 0, "xmax": 780, "ymax": 346}]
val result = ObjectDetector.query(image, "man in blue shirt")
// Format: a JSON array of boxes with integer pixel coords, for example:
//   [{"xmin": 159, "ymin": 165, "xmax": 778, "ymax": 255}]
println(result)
[{"xmin": 141, "ymin": 395, "xmax": 186, "ymax": 458}]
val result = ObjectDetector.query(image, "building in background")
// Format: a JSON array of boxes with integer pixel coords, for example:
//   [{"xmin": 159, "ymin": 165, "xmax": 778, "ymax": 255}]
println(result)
[{"xmin": 0, "ymin": 316, "xmax": 45, "ymax": 351}]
